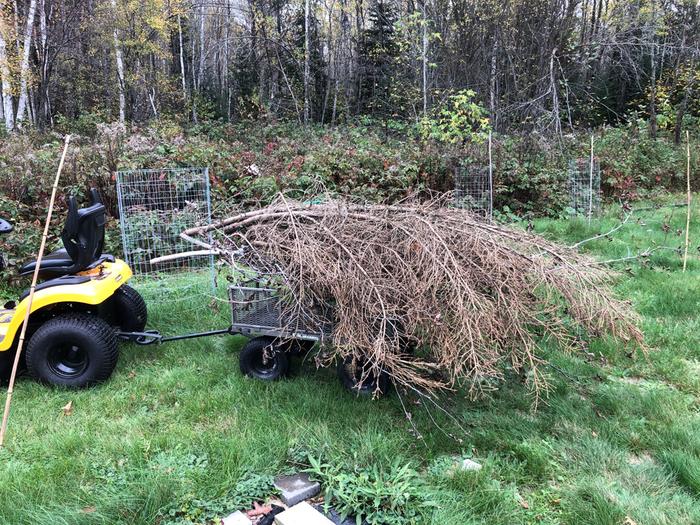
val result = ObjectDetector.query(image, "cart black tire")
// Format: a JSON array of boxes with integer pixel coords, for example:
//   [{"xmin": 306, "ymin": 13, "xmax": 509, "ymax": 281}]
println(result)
[
  {"xmin": 239, "ymin": 336, "xmax": 289, "ymax": 381},
  {"xmin": 26, "ymin": 313, "xmax": 118, "ymax": 387},
  {"xmin": 111, "ymin": 285, "xmax": 148, "ymax": 332},
  {"xmin": 337, "ymin": 358, "xmax": 391, "ymax": 396}
]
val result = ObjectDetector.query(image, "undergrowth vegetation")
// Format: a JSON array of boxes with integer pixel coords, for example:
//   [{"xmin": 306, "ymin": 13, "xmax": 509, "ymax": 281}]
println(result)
[{"xmin": 0, "ymin": 118, "xmax": 698, "ymax": 283}]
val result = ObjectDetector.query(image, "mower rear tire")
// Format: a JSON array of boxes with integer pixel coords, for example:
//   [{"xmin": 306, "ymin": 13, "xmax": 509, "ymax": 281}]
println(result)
[
  {"xmin": 26, "ymin": 313, "xmax": 118, "ymax": 388},
  {"xmin": 239, "ymin": 336, "xmax": 289, "ymax": 381},
  {"xmin": 112, "ymin": 285, "xmax": 148, "ymax": 332}
]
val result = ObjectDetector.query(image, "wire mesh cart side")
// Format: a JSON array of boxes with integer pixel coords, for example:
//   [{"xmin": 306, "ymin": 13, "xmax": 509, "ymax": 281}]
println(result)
[{"xmin": 229, "ymin": 281, "xmax": 332, "ymax": 342}]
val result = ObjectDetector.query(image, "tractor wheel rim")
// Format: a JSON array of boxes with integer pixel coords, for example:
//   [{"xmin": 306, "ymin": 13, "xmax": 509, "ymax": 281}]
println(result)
[{"xmin": 48, "ymin": 343, "xmax": 89, "ymax": 378}]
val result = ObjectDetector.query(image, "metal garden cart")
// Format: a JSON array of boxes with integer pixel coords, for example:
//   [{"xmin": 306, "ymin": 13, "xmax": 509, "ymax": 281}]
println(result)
[{"xmin": 125, "ymin": 277, "xmax": 389, "ymax": 394}]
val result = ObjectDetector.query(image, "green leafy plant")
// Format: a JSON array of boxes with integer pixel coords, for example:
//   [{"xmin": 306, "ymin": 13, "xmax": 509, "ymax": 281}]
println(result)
[
  {"xmin": 161, "ymin": 472, "xmax": 277, "ymax": 525},
  {"xmin": 419, "ymin": 89, "xmax": 490, "ymax": 145},
  {"xmin": 306, "ymin": 455, "xmax": 436, "ymax": 525}
]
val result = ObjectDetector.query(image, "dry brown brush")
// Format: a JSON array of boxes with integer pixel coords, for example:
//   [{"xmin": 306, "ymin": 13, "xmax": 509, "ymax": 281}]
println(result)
[{"xmin": 183, "ymin": 195, "xmax": 642, "ymax": 399}]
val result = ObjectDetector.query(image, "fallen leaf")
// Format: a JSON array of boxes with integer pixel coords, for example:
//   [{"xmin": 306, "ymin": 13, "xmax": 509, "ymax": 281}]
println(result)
[
  {"xmin": 61, "ymin": 401, "xmax": 73, "ymax": 416},
  {"xmin": 81, "ymin": 506, "xmax": 96, "ymax": 514},
  {"xmin": 246, "ymin": 501, "xmax": 272, "ymax": 517},
  {"xmin": 592, "ymin": 431, "xmax": 598, "ymax": 437},
  {"xmin": 519, "ymin": 497, "xmax": 529, "ymax": 509},
  {"xmin": 128, "ymin": 370, "xmax": 137, "ymax": 379},
  {"xmin": 623, "ymin": 517, "xmax": 638, "ymax": 525}
]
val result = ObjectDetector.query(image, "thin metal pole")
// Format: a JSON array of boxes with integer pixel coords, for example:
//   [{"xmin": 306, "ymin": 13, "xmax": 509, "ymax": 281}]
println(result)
[
  {"xmin": 0, "ymin": 135, "xmax": 71, "ymax": 448},
  {"xmin": 488, "ymin": 130, "xmax": 493, "ymax": 221},
  {"xmin": 115, "ymin": 170, "xmax": 130, "ymax": 269},
  {"xmin": 204, "ymin": 167, "xmax": 217, "ymax": 292},
  {"xmin": 588, "ymin": 134, "xmax": 594, "ymax": 224},
  {"xmin": 683, "ymin": 131, "xmax": 692, "ymax": 272}
]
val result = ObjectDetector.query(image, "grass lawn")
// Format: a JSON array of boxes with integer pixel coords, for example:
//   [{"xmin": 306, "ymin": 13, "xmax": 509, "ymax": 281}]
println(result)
[{"xmin": 1, "ymin": 195, "xmax": 699, "ymax": 524}]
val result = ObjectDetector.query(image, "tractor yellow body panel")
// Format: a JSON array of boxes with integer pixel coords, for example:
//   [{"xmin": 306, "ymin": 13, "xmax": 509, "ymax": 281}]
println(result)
[{"xmin": 0, "ymin": 259, "xmax": 132, "ymax": 351}]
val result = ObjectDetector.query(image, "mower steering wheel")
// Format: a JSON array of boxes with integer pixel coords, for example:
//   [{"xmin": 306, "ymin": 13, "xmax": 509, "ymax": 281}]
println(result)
[{"xmin": 0, "ymin": 218, "xmax": 11, "ymax": 234}]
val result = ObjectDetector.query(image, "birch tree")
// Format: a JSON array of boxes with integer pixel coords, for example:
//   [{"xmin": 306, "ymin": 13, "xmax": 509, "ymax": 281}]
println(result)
[
  {"xmin": 0, "ymin": 22, "xmax": 13, "ymax": 131},
  {"xmin": 110, "ymin": 0, "xmax": 126, "ymax": 124},
  {"xmin": 14, "ymin": 0, "xmax": 36, "ymax": 126},
  {"xmin": 304, "ymin": 0, "xmax": 312, "ymax": 123}
]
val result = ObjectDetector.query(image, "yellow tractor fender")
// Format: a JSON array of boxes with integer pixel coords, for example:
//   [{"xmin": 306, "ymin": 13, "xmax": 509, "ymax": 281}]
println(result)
[{"xmin": 0, "ymin": 259, "xmax": 133, "ymax": 352}]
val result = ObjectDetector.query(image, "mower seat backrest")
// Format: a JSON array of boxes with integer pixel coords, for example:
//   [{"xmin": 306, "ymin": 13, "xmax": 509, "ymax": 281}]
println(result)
[
  {"xmin": 19, "ymin": 189, "xmax": 108, "ymax": 278},
  {"xmin": 60, "ymin": 189, "xmax": 106, "ymax": 270}
]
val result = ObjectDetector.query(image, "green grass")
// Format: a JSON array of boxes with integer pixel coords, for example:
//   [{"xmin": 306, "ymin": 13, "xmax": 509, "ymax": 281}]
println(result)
[{"xmin": 1, "ymin": 195, "xmax": 700, "ymax": 524}]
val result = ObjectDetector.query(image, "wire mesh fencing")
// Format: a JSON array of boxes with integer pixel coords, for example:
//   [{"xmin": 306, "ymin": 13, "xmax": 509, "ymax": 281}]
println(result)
[
  {"xmin": 454, "ymin": 164, "xmax": 493, "ymax": 219},
  {"xmin": 115, "ymin": 168, "xmax": 215, "ymax": 282},
  {"xmin": 568, "ymin": 158, "xmax": 601, "ymax": 219}
]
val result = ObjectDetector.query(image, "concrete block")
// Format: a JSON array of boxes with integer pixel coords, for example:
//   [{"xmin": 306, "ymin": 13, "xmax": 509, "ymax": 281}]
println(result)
[
  {"xmin": 221, "ymin": 510, "xmax": 252, "ymax": 525},
  {"xmin": 274, "ymin": 472, "xmax": 321, "ymax": 506},
  {"xmin": 275, "ymin": 502, "xmax": 334, "ymax": 525}
]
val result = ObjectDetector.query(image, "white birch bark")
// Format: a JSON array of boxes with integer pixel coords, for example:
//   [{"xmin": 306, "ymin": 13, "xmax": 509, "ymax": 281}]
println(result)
[
  {"xmin": 197, "ymin": 6, "xmax": 204, "ymax": 91},
  {"xmin": 421, "ymin": 0, "xmax": 428, "ymax": 117},
  {"xmin": 303, "ymin": 0, "xmax": 311, "ymax": 123},
  {"xmin": 15, "ymin": 0, "xmax": 37, "ymax": 126},
  {"xmin": 110, "ymin": 0, "xmax": 126, "ymax": 124},
  {"xmin": 0, "ymin": 26, "xmax": 14, "ymax": 131},
  {"xmin": 178, "ymin": 15, "xmax": 187, "ymax": 98}
]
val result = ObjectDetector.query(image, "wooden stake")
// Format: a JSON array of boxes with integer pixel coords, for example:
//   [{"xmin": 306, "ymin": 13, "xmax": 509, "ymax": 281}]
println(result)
[
  {"xmin": 588, "ymin": 134, "xmax": 594, "ymax": 224},
  {"xmin": 0, "ymin": 135, "xmax": 71, "ymax": 448},
  {"xmin": 488, "ymin": 130, "xmax": 494, "ymax": 222},
  {"xmin": 683, "ymin": 130, "xmax": 691, "ymax": 273}
]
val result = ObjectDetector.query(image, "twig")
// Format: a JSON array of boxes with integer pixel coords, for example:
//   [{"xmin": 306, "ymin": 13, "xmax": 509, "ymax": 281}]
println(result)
[
  {"xmin": 150, "ymin": 249, "xmax": 221, "ymax": 265},
  {"xmin": 572, "ymin": 206, "xmax": 631, "ymax": 249}
]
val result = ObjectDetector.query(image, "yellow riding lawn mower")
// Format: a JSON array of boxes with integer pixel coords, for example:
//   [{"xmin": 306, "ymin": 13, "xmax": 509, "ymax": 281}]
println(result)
[{"xmin": 0, "ymin": 189, "xmax": 147, "ymax": 387}]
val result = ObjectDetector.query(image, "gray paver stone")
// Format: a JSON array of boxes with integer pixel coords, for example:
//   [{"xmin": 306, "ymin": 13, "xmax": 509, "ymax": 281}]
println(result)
[{"xmin": 274, "ymin": 472, "xmax": 321, "ymax": 506}]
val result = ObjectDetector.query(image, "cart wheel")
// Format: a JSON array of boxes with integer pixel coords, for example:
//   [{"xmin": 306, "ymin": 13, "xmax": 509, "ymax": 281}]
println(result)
[
  {"xmin": 25, "ymin": 313, "xmax": 118, "ymax": 388},
  {"xmin": 337, "ymin": 357, "xmax": 391, "ymax": 396},
  {"xmin": 239, "ymin": 336, "xmax": 289, "ymax": 381},
  {"xmin": 111, "ymin": 284, "xmax": 148, "ymax": 332}
]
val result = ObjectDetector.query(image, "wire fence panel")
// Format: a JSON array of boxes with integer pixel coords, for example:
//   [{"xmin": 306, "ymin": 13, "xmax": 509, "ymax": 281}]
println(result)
[
  {"xmin": 116, "ymin": 168, "xmax": 214, "ymax": 278},
  {"xmin": 454, "ymin": 165, "xmax": 493, "ymax": 219},
  {"xmin": 568, "ymin": 158, "xmax": 601, "ymax": 219}
]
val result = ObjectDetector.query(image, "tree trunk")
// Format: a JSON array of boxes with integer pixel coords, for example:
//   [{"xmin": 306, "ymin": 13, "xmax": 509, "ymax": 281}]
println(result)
[
  {"xmin": 648, "ymin": 1, "xmax": 658, "ymax": 139},
  {"xmin": 178, "ymin": 15, "xmax": 187, "ymax": 99},
  {"xmin": 15, "ymin": 0, "xmax": 37, "ymax": 126},
  {"xmin": 421, "ymin": 0, "xmax": 428, "ymax": 117},
  {"xmin": 304, "ymin": 0, "xmax": 311, "ymax": 124},
  {"xmin": 110, "ymin": 0, "xmax": 126, "ymax": 124},
  {"xmin": 549, "ymin": 48, "xmax": 561, "ymax": 137},
  {"xmin": 0, "ymin": 26, "xmax": 14, "ymax": 131},
  {"xmin": 489, "ymin": 34, "xmax": 498, "ymax": 128},
  {"xmin": 198, "ymin": 6, "xmax": 205, "ymax": 91}
]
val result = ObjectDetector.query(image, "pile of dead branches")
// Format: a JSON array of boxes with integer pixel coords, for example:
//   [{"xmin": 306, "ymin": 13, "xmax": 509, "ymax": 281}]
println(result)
[{"xmin": 184, "ymin": 195, "xmax": 642, "ymax": 398}]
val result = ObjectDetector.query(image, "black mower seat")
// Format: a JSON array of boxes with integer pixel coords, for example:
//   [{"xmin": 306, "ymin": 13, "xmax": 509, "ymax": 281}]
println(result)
[
  {"xmin": 19, "ymin": 249, "xmax": 73, "ymax": 275},
  {"xmin": 20, "ymin": 189, "xmax": 108, "ymax": 278}
]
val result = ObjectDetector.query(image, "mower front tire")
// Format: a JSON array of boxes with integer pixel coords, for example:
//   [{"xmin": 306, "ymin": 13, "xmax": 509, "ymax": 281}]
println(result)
[
  {"xmin": 239, "ymin": 336, "xmax": 289, "ymax": 381},
  {"xmin": 26, "ymin": 313, "xmax": 118, "ymax": 388},
  {"xmin": 111, "ymin": 285, "xmax": 148, "ymax": 332}
]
